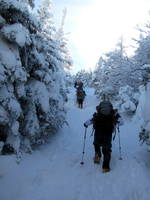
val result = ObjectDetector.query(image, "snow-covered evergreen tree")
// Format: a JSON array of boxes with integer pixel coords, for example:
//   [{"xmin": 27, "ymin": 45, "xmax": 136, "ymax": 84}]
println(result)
[
  {"xmin": 133, "ymin": 35, "xmax": 150, "ymax": 86},
  {"xmin": 0, "ymin": 0, "xmax": 67, "ymax": 156},
  {"xmin": 18, "ymin": 0, "xmax": 35, "ymax": 8},
  {"xmin": 133, "ymin": 22, "xmax": 150, "ymax": 148},
  {"xmin": 92, "ymin": 38, "xmax": 141, "ymax": 102},
  {"xmin": 55, "ymin": 8, "xmax": 73, "ymax": 72},
  {"xmin": 54, "ymin": 7, "xmax": 73, "ymax": 90},
  {"xmin": 134, "ymin": 83, "xmax": 150, "ymax": 150}
]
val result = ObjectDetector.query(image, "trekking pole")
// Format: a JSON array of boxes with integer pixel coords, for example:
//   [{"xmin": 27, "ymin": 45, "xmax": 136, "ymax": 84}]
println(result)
[
  {"xmin": 113, "ymin": 126, "xmax": 117, "ymax": 140},
  {"xmin": 80, "ymin": 127, "xmax": 87, "ymax": 165},
  {"xmin": 117, "ymin": 125, "xmax": 122, "ymax": 160},
  {"xmin": 90, "ymin": 128, "xmax": 94, "ymax": 137}
]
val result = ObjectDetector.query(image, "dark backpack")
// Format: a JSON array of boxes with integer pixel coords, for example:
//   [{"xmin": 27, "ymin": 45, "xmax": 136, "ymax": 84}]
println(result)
[
  {"xmin": 99, "ymin": 101, "xmax": 113, "ymax": 115},
  {"xmin": 77, "ymin": 89, "xmax": 85, "ymax": 100},
  {"xmin": 93, "ymin": 101, "xmax": 114, "ymax": 130}
]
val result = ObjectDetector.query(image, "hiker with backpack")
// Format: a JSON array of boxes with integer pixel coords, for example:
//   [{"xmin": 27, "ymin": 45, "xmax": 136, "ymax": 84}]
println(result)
[
  {"xmin": 74, "ymin": 81, "xmax": 78, "ymax": 88},
  {"xmin": 77, "ymin": 81, "xmax": 84, "ymax": 90},
  {"xmin": 76, "ymin": 88, "xmax": 86, "ymax": 109},
  {"xmin": 84, "ymin": 95, "xmax": 116, "ymax": 173}
]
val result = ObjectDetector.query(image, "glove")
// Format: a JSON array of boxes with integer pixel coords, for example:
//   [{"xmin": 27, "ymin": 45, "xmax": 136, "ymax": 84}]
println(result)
[
  {"xmin": 93, "ymin": 112, "xmax": 97, "ymax": 118},
  {"xmin": 84, "ymin": 123, "xmax": 88, "ymax": 128}
]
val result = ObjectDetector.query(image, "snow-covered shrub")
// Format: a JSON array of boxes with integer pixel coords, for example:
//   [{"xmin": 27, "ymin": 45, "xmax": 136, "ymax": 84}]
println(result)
[
  {"xmin": 121, "ymin": 101, "xmax": 136, "ymax": 114},
  {"xmin": 139, "ymin": 128, "xmax": 150, "ymax": 147},
  {"xmin": 137, "ymin": 83, "xmax": 150, "ymax": 148},
  {"xmin": 132, "ymin": 85, "xmax": 145, "ymax": 125},
  {"xmin": 141, "ymin": 64, "xmax": 150, "ymax": 86},
  {"xmin": 116, "ymin": 85, "xmax": 137, "ymax": 115}
]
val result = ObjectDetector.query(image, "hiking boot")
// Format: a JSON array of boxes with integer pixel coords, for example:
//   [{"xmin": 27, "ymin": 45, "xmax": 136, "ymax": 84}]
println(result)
[
  {"xmin": 102, "ymin": 168, "xmax": 110, "ymax": 173},
  {"xmin": 93, "ymin": 154, "xmax": 101, "ymax": 164}
]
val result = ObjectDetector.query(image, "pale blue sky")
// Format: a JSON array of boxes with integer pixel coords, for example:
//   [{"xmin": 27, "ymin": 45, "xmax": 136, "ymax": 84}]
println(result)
[{"xmin": 35, "ymin": 0, "xmax": 150, "ymax": 73}]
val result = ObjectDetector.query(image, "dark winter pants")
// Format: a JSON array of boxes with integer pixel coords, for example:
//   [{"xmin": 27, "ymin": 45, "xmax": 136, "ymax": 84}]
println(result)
[
  {"xmin": 77, "ymin": 99, "xmax": 83, "ymax": 108},
  {"xmin": 94, "ymin": 143, "xmax": 111, "ymax": 169},
  {"xmin": 93, "ymin": 131, "xmax": 112, "ymax": 169}
]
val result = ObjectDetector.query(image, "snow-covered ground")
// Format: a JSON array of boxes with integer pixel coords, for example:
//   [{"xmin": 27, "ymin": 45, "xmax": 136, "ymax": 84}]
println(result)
[{"xmin": 0, "ymin": 88, "xmax": 150, "ymax": 200}]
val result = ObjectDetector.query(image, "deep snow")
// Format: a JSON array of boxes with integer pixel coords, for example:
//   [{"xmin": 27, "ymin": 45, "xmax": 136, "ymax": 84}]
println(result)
[{"xmin": 0, "ymin": 88, "xmax": 150, "ymax": 200}]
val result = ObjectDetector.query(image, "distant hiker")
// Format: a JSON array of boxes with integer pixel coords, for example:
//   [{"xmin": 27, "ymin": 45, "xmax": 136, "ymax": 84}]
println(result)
[
  {"xmin": 79, "ymin": 81, "xmax": 83, "ymax": 87},
  {"xmin": 74, "ymin": 81, "xmax": 78, "ymax": 88},
  {"xmin": 77, "ymin": 81, "xmax": 83, "ymax": 90},
  {"xmin": 76, "ymin": 88, "xmax": 86, "ymax": 108},
  {"xmin": 84, "ymin": 95, "xmax": 115, "ymax": 173}
]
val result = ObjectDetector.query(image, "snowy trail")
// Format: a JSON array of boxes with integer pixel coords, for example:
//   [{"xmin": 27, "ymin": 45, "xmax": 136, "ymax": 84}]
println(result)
[{"xmin": 0, "ymin": 88, "xmax": 150, "ymax": 200}]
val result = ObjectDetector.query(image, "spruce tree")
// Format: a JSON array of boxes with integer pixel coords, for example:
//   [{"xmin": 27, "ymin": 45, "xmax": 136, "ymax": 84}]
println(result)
[{"xmin": 0, "ymin": 0, "xmax": 67, "ymax": 156}]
